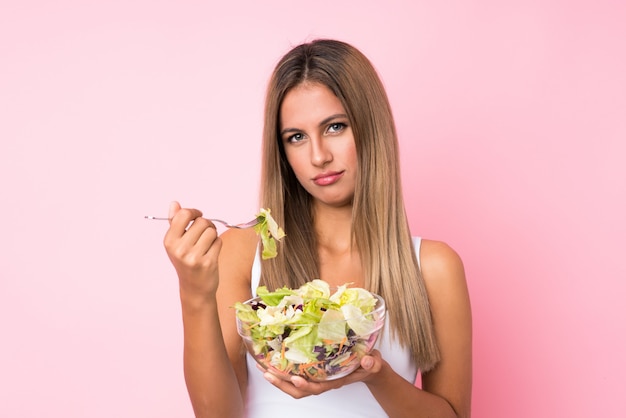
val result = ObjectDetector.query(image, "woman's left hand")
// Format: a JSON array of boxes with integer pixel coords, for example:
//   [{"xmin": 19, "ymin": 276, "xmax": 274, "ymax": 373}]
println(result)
[{"xmin": 259, "ymin": 350, "xmax": 385, "ymax": 398}]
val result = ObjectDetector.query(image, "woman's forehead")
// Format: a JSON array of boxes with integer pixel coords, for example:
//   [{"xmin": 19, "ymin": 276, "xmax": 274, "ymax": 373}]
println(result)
[{"xmin": 280, "ymin": 84, "xmax": 346, "ymax": 127}]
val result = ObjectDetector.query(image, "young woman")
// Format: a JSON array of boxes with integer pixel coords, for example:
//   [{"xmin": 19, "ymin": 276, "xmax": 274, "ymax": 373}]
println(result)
[{"xmin": 163, "ymin": 39, "xmax": 472, "ymax": 418}]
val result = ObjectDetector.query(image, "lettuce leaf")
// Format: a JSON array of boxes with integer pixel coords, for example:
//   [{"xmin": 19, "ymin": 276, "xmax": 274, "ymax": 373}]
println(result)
[
  {"xmin": 253, "ymin": 208, "xmax": 286, "ymax": 260},
  {"xmin": 296, "ymin": 279, "xmax": 331, "ymax": 299},
  {"xmin": 317, "ymin": 308, "xmax": 348, "ymax": 343},
  {"xmin": 340, "ymin": 304, "xmax": 377, "ymax": 336},
  {"xmin": 256, "ymin": 285, "xmax": 294, "ymax": 306},
  {"xmin": 330, "ymin": 286, "xmax": 377, "ymax": 314}
]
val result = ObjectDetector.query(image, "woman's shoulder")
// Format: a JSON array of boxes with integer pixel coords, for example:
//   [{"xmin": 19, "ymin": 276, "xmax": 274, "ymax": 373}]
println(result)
[
  {"xmin": 219, "ymin": 227, "xmax": 258, "ymax": 266},
  {"xmin": 418, "ymin": 239, "xmax": 467, "ymax": 290},
  {"xmin": 218, "ymin": 227, "xmax": 259, "ymax": 289}
]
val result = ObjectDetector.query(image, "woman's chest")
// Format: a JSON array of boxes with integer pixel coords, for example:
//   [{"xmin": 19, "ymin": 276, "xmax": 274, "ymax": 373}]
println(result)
[{"xmin": 318, "ymin": 250, "xmax": 364, "ymax": 288}]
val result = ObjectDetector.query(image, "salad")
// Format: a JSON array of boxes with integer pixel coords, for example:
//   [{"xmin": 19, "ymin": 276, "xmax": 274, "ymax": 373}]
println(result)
[
  {"xmin": 253, "ymin": 208, "xmax": 286, "ymax": 260},
  {"xmin": 234, "ymin": 279, "xmax": 385, "ymax": 380}
]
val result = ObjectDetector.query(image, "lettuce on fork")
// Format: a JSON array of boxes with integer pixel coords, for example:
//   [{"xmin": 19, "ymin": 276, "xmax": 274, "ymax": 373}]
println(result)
[{"xmin": 253, "ymin": 208, "xmax": 286, "ymax": 259}]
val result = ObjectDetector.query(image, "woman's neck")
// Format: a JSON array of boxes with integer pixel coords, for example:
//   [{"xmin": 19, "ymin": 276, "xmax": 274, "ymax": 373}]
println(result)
[
  {"xmin": 312, "ymin": 202, "xmax": 353, "ymax": 253},
  {"xmin": 312, "ymin": 202, "xmax": 363, "ymax": 287}
]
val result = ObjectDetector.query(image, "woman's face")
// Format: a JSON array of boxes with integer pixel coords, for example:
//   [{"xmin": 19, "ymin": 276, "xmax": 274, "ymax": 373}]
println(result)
[{"xmin": 279, "ymin": 82, "xmax": 358, "ymax": 208}]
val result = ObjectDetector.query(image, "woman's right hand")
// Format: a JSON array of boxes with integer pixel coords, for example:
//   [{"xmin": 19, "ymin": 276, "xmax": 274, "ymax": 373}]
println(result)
[{"xmin": 163, "ymin": 201, "xmax": 223, "ymax": 307}]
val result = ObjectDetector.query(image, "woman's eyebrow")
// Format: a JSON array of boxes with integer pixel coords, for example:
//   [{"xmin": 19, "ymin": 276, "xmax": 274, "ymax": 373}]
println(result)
[
  {"xmin": 318, "ymin": 113, "xmax": 348, "ymax": 127},
  {"xmin": 279, "ymin": 127, "xmax": 300, "ymax": 137},
  {"xmin": 280, "ymin": 113, "xmax": 349, "ymax": 137}
]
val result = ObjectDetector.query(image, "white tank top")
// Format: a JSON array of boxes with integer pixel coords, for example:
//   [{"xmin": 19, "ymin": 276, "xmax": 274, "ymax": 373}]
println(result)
[{"xmin": 244, "ymin": 237, "xmax": 422, "ymax": 418}]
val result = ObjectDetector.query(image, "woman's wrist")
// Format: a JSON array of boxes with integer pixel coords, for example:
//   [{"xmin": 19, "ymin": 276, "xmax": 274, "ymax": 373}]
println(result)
[{"xmin": 179, "ymin": 288, "xmax": 217, "ymax": 314}]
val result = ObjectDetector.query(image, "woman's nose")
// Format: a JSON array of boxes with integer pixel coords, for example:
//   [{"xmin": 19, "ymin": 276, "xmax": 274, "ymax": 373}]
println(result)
[{"xmin": 310, "ymin": 137, "xmax": 332, "ymax": 167}]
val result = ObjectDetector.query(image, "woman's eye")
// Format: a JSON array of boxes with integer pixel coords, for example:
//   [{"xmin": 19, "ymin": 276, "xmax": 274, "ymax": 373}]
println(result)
[
  {"xmin": 286, "ymin": 133, "xmax": 305, "ymax": 143},
  {"xmin": 327, "ymin": 123, "xmax": 346, "ymax": 134}
]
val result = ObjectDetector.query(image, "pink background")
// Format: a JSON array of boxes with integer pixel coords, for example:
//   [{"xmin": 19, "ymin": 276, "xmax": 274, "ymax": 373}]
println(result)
[{"xmin": 1, "ymin": 1, "xmax": 625, "ymax": 417}]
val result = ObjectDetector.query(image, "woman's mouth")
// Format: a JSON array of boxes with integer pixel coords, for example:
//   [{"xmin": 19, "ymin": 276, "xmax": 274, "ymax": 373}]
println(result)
[{"xmin": 313, "ymin": 171, "xmax": 344, "ymax": 186}]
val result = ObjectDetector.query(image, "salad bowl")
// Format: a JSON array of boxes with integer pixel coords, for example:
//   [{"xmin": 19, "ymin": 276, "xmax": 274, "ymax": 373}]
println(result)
[{"xmin": 235, "ymin": 280, "xmax": 386, "ymax": 382}]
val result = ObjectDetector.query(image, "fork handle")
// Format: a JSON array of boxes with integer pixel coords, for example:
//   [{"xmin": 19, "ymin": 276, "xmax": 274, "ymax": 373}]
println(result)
[{"xmin": 144, "ymin": 216, "xmax": 234, "ymax": 228}]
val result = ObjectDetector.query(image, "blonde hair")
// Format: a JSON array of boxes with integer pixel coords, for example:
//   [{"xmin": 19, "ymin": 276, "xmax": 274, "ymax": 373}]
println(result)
[{"xmin": 258, "ymin": 39, "xmax": 440, "ymax": 371}]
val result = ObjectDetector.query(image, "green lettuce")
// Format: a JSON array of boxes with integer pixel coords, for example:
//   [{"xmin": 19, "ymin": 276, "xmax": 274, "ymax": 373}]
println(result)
[
  {"xmin": 256, "ymin": 285, "xmax": 294, "ymax": 306},
  {"xmin": 253, "ymin": 208, "xmax": 286, "ymax": 260}
]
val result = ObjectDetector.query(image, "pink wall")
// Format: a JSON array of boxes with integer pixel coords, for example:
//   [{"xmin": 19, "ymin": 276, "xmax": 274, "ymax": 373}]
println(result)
[{"xmin": 1, "ymin": 1, "xmax": 624, "ymax": 417}]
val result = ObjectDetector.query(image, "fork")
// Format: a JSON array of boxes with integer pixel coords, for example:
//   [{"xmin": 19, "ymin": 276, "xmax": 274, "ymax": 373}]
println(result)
[{"xmin": 144, "ymin": 215, "xmax": 260, "ymax": 229}]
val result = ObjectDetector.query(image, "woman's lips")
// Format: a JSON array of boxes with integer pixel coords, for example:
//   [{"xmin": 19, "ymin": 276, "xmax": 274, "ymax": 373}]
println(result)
[{"xmin": 313, "ymin": 171, "xmax": 344, "ymax": 186}]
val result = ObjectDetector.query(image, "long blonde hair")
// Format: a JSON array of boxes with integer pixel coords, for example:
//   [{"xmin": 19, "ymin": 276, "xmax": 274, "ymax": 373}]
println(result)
[{"xmin": 258, "ymin": 39, "xmax": 439, "ymax": 371}]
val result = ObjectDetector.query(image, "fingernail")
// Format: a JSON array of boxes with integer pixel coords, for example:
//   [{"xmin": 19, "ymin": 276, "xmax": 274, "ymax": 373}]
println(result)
[
  {"xmin": 362, "ymin": 357, "xmax": 373, "ymax": 369},
  {"xmin": 264, "ymin": 373, "xmax": 275, "ymax": 384}
]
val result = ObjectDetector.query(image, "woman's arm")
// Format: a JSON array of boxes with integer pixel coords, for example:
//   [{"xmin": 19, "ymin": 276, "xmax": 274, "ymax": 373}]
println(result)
[
  {"xmin": 364, "ymin": 240, "xmax": 472, "ymax": 417},
  {"xmin": 418, "ymin": 240, "xmax": 472, "ymax": 417},
  {"xmin": 163, "ymin": 202, "xmax": 256, "ymax": 418}
]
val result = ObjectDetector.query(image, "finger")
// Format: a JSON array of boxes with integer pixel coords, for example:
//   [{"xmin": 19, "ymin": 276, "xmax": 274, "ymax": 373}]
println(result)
[
  {"xmin": 169, "ymin": 208, "xmax": 204, "ymax": 236},
  {"xmin": 195, "ymin": 224, "xmax": 222, "ymax": 258},
  {"xmin": 360, "ymin": 355, "xmax": 381, "ymax": 373},
  {"xmin": 167, "ymin": 201, "xmax": 181, "ymax": 223},
  {"xmin": 163, "ymin": 210, "xmax": 205, "ymax": 252},
  {"xmin": 263, "ymin": 373, "xmax": 309, "ymax": 399},
  {"xmin": 347, "ymin": 351, "xmax": 385, "ymax": 384},
  {"xmin": 287, "ymin": 376, "xmax": 339, "ymax": 395},
  {"xmin": 261, "ymin": 368, "xmax": 343, "ymax": 398},
  {"xmin": 181, "ymin": 217, "xmax": 216, "ymax": 246}
]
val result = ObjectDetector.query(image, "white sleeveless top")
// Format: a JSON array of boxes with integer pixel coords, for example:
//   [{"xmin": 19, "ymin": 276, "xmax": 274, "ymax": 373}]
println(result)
[{"xmin": 244, "ymin": 237, "xmax": 422, "ymax": 418}]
